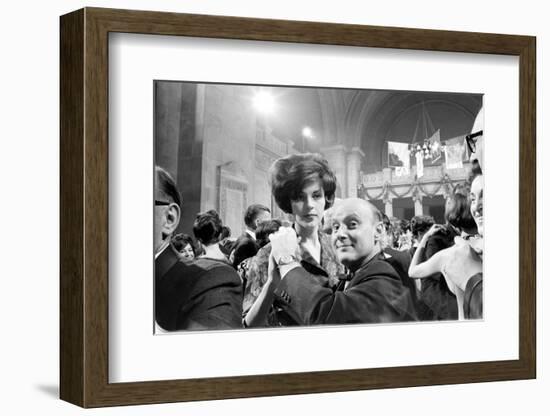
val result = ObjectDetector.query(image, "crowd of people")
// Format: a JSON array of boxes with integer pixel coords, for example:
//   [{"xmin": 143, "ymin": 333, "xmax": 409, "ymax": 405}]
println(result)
[{"xmin": 154, "ymin": 132, "xmax": 484, "ymax": 331}]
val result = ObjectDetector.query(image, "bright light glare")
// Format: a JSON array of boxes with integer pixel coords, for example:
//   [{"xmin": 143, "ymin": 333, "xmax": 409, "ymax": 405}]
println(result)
[
  {"xmin": 302, "ymin": 126, "xmax": 313, "ymax": 138},
  {"xmin": 253, "ymin": 91, "xmax": 275, "ymax": 114}
]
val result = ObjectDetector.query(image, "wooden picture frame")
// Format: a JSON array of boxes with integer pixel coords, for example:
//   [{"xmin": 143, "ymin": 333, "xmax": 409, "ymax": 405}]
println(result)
[{"xmin": 60, "ymin": 7, "xmax": 536, "ymax": 408}]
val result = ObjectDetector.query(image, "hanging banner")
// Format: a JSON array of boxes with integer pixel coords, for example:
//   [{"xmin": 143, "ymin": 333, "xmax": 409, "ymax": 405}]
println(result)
[
  {"xmin": 387, "ymin": 141, "xmax": 410, "ymax": 176},
  {"xmin": 444, "ymin": 135, "xmax": 466, "ymax": 170},
  {"xmin": 428, "ymin": 129, "xmax": 442, "ymax": 162}
]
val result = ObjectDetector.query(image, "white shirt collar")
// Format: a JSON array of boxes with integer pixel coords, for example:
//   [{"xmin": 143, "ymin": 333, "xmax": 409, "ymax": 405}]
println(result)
[
  {"xmin": 154, "ymin": 239, "xmax": 170, "ymax": 260},
  {"xmin": 246, "ymin": 229, "xmax": 256, "ymax": 240}
]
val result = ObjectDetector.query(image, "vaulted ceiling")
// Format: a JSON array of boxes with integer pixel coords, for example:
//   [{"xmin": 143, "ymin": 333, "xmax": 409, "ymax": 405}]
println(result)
[{"xmin": 267, "ymin": 86, "xmax": 482, "ymax": 173}]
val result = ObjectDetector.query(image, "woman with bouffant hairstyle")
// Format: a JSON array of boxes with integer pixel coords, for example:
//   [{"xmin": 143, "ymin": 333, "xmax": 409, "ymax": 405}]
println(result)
[
  {"xmin": 243, "ymin": 153, "xmax": 344, "ymax": 327},
  {"xmin": 270, "ymin": 153, "xmax": 337, "ymax": 214}
]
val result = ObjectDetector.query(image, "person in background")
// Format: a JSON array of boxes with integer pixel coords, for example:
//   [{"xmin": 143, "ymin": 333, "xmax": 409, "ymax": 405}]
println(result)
[
  {"xmin": 170, "ymin": 233, "xmax": 196, "ymax": 261},
  {"xmin": 154, "ymin": 166, "xmax": 182, "ymax": 258},
  {"xmin": 443, "ymin": 161, "xmax": 484, "ymax": 319},
  {"xmin": 154, "ymin": 168, "xmax": 242, "ymax": 331},
  {"xmin": 408, "ymin": 215, "xmax": 435, "ymax": 317},
  {"xmin": 408, "ymin": 191, "xmax": 482, "ymax": 320},
  {"xmin": 193, "ymin": 210, "xmax": 230, "ymax": 262},
  {"xmin": 232, "ymin": 204, "xmax": 271, "ymax": 268},
  {"xmin": 236, "ymin": 219, "xmax": 283, "ymax": 295},
  {"xmin": 219, "ymin": 225, "xmax": 235, "ymax": 259},
  {"xmin": 255, "ymin": 219, "xmax": 283, "ymax": 249},
  {"xmin": 380, "ymin": 214, "xmax": 415, "ymax": 304},
  {"xmin": 409, "ymin": 215, "xmax": 435, "ymax": 258}
]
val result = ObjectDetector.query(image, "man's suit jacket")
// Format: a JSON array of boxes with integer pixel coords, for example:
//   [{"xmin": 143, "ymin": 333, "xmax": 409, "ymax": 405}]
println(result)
[
  {"xmin": 232, "ymin": 232, "xmax": 259, "ymax": 268},
  {"xmin": 383, "ymin": 247, "xmax": 416, "ymax": 301},
  {"xmin": 155, "ymin": 247, "xmax": 243, "ymax": 331},
  {"xmin": 278, "ymin": 252, "xmax": 418, "ymax": 325}
]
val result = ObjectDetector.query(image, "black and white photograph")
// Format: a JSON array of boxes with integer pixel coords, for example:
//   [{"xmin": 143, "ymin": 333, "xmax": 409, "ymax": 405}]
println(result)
[{"xmin": 154, "ymin": 81, "xmax": 484, "ymax": 332}]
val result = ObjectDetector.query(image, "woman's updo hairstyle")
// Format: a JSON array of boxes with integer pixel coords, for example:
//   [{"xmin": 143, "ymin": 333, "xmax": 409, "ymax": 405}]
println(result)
[
  {"xmin": 269, "ymin": 153, "xmax": 337, "ymax": 214},
  {"xmin": 193, "ymin": 209, "xmax": 223, "ymax": 246}
]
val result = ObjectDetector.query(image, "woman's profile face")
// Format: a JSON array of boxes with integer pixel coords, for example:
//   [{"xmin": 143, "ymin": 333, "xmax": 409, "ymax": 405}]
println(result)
[{"xmin": 290, "ymin": 177, "xmax": 326, "ymax": 230}]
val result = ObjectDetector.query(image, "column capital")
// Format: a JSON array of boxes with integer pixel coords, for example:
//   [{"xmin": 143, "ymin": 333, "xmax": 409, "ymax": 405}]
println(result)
[
  {"xmin": 321, "ymin": 144, "xmax": 348, "ymax": 154},
  {"xmin": 348, "ymin": 146, "xmax": 365, "ymax": 158}
]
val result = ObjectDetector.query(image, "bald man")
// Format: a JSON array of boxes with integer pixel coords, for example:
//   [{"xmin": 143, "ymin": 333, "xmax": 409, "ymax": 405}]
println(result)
[{"xmin": 269, "ymin": 198, "xmax": 417, "ymax": 325}]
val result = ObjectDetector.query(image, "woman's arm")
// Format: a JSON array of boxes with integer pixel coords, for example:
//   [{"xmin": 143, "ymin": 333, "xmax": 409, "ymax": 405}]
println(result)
[
  {"xmin": 408, "ymin": 224, "xmax": 446, "ymax": 278},
  {"xmin": 243, "ymin": 255, "xmax": 281, "ymax": 327}
]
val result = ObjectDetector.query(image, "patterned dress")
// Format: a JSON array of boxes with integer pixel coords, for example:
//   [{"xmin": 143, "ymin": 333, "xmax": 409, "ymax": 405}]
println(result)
[{"xmin": 242, "ymin": 232, "xmax": 345, "ymax": 326}]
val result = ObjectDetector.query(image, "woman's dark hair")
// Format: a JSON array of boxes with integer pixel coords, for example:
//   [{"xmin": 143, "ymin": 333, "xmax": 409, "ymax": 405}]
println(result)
[
  {"xmin": 269, "ymin": 153, "xmax": 337, "ymax": 214},
  {"xmin": 400, "ymin": 219, "xmax": 411, "ymax": 233},
  {"xmin": 171, "ymin": 233, "xmax": 196, "ymax": 256},
  {"xmin": 255, "ymin": 219, "xmax": 283, "ymax": 248},
  {"xmin": 467, "ymin": 159, "xmax": 483, "ymax": 187},
  {"xmin": 220, "ymin": 225, "xmax": 231, "ymax": 240},
  {"xmin": 193, "ymin": 209, "xmax": 223, "ymax": 246},
  {"xmin": 445, "ymin": 192, "xmax": 477, "ymax": 231},
  {"xmin": 410, "ymin": 215, "xmax": 435, "ymax": 239}
]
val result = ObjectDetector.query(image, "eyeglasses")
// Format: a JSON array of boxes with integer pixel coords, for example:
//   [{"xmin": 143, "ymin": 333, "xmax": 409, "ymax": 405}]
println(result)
[
  {"xmin": 155, "ymin": 200, "xmax": 172, "ymax": 206},
  {"xmin": 465, "ymin": 130, "xmax": 483, "ymax": 154}
]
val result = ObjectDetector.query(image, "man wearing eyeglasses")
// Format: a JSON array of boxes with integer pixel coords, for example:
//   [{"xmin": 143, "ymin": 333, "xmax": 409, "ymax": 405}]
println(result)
[
  {"xmin": 154, "ymin": 166, "xmax": 243, "ymax": 331},
  {"xmin": 154, "ymin": 166, "xmax": 183, "ymax": 257},
  {"xmin": 439, "ymin": 107, "xmax": 484, "ymax": 319},
  {"xmin": 466, "ymin": 105, "xmax": 484, "ymax": 170}
]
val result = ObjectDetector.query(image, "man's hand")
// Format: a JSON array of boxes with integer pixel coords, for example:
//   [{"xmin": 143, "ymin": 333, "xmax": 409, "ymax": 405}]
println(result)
[
  {"xmin": 267, "ymin": 253, "xmax": 282, "ymax": 286},
  {"xmin": 269, "ymin": 227, "xmax": 300, "ymax": 263}
]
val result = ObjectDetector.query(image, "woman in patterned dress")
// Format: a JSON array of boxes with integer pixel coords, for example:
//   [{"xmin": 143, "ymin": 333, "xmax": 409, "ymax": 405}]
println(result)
[{"xmin": 242, "ymin": 153, "xmax": 345, "ymax": 327}]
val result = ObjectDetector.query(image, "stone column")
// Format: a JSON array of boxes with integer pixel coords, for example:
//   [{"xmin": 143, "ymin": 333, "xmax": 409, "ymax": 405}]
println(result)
[
  {"xmin": 414, "ymin": 197, "xmax": 423, "ymax": 216},
  {"xmin": 321, "ymin": 145, "xmax": 347, "ymax": 198},
  {"xmin": 382, "ymin": 168, "xmax": 393, "ymax": 217},
  {"xmin": 382, "ymin": 167, "xmax": 392, "ymax": 183},
  {"xmin": 384, "ymin": 198, "xmax": 393, "ymax": 218},
  {"xmin": 346, "ymin": 147, "xmax": 365, "ymax": 198}
]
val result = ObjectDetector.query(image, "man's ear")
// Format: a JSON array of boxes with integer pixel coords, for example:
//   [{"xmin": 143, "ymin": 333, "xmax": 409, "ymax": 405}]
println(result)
[
  {"xmin": 163, "ymin": 203, "xmax": 181, "ymax": 236},
  {"xmin": 373, "ymin": 222, "xmax": 384, "ymax": 243}
]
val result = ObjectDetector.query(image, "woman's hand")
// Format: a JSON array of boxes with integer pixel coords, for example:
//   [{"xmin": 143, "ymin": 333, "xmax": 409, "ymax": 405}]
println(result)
[{"xmin": 421, "ymin": 224, "xmax": 445, "ymax": 244}]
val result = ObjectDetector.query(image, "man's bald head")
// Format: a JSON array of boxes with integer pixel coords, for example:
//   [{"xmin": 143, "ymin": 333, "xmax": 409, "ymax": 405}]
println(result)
[
  {"xmin": 330, "ymin": 198, "xmax": 384, "ymax": 272},
  {"xmin": 332, "ymin": 198, "xmax": 382, "ymax": 225}
]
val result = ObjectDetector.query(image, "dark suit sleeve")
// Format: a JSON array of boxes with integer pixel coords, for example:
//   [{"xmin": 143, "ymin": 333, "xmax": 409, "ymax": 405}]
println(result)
[
  {"xmin": 179, "ymin": 265, "xmax": 244, "ymax": 330},
  {"xmin": 279, "ymin": 267, "xmax": 415, "ymax": 325}
]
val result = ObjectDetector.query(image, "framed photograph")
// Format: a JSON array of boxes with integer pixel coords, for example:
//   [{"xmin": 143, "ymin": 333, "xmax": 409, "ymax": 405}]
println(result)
[{"xmin": 60, "ymin": 7, "xmax": 536, "ymax": 407}]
